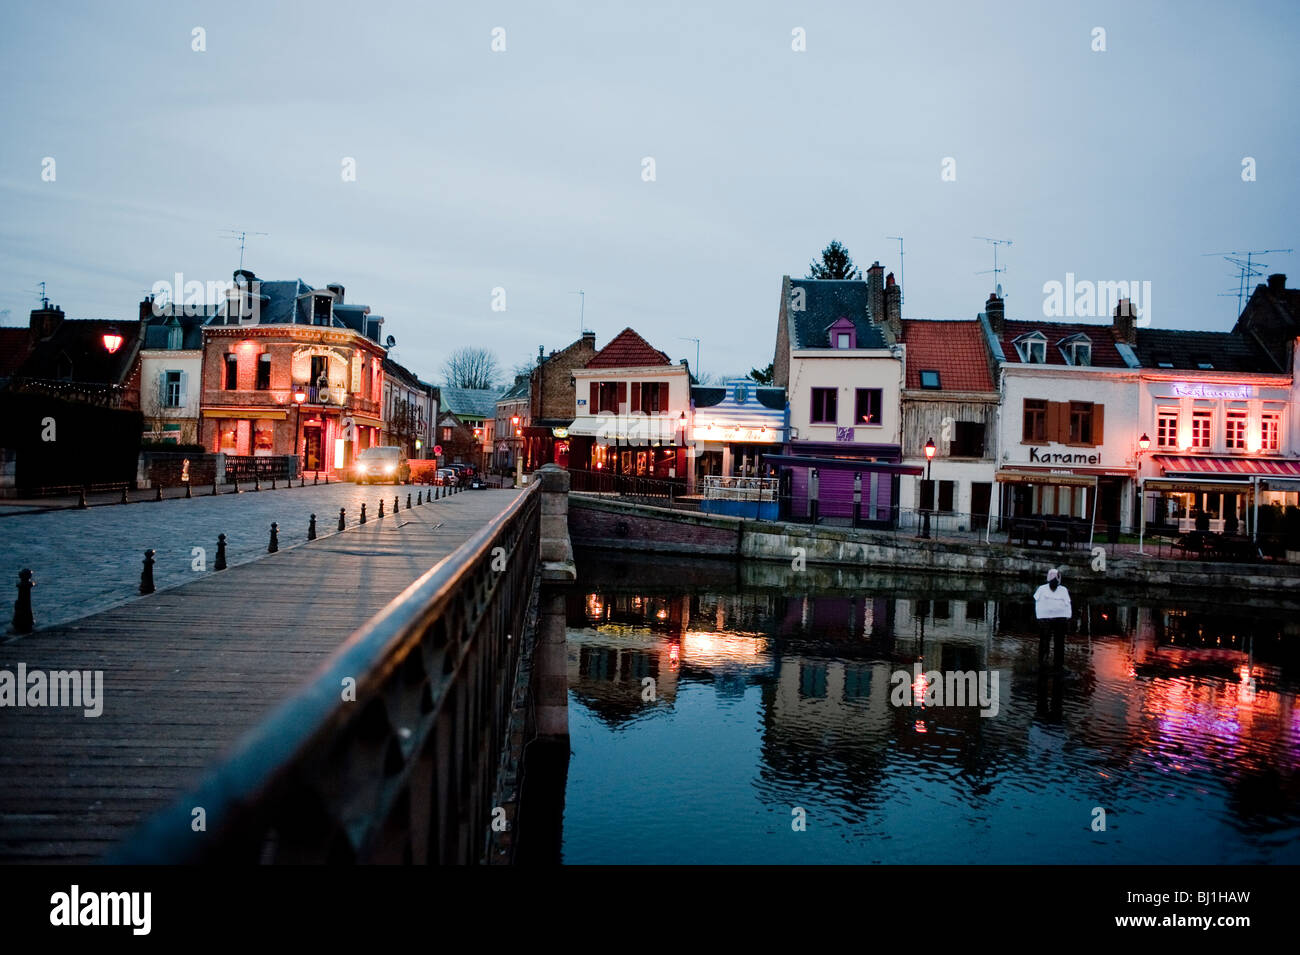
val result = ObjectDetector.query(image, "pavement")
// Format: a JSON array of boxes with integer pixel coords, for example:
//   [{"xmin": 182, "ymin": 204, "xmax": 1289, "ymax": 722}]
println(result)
[{"xmin": 0, "ymin": 480, "xmax": 470, "ymax": 631}]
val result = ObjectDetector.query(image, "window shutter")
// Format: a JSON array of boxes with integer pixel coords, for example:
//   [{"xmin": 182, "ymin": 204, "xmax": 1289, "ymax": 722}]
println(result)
[
  {"xmin": 1092, "ymin": 403, "xmax": 1104, "ymax": 446},
  {"xmin": 589, "ymin": 382, "xmax": 598, "ymax": 410},
  {"xmin": 631, "ymin": 382, "xmax": 641, "ymax": 413},
  {"xmin": 179, "ymin": 370, "xmax": 188, "ymax": 408},
  {"xmin": 617, "ymin": 382, "xmax": 627, "ymax": 408},
  {"xmin": 659, "ymin": 382, "xmax": 668, "ymax": 412},
  {"xmin": 1048, "ymin": 401, "xmax": 1066, "ymax": 443}
]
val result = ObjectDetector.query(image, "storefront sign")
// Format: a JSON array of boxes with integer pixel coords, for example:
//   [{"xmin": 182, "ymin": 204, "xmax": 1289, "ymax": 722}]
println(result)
[
  {"xmin": 551, "ymin": 427, "xmax": 569, "ymax": 438},
  {"xmin": 1170, "ymin": 382, "xmax": 1253, "ymax": 400},
  {"xmin": 1027, "ymin": 447, "xmax": 1100, "ymax": 465}
]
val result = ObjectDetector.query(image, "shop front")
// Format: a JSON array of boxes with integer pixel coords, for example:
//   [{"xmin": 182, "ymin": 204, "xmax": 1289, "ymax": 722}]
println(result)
[
  {"xmin": 690, "ymin": 379, "xmax": 787, "ymax": 481},
  {"xmin": 764, "ymin": 448, "xmax": 919, "ymax": 527},
  {"xmin": 1142, "ymin": 455, "xmax": 1300, "ymax": 536},
  {"xmin": 995, "ymin": 466, "xmax": 1135, "ymax": 535},
  {"xmin": 567, "ymin": 412, "xmax": 688, "ymax": 482}
]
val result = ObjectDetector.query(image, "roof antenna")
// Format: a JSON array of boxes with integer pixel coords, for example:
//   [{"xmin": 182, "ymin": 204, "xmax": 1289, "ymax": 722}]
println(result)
[
  {"xmin": 570, "ymin": 289, "xmax": 585, "ymax": 336},
  {"xmin": 35, "ymin": 281, "xmax": 49, "ymax": 309},
  {"xmin": 1201, "ymin": 248, "xmax": 1293, "ymax": 317},
  {"xmin": 886, "ymin": 236, "xmax": 905, "ymax": 310},
  {"xmin": 974, "ymin": 237, "xmax": 1013, "ymax": 295},
  {"xmin": 220, "ymin": 229, "xmax": 269, "ymax": 270}
]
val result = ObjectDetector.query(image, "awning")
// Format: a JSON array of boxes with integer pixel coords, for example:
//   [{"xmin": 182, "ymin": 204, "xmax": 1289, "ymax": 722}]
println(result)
[
  {"xmin": 349, "ymin": 415, "xmax": 384, "ymax": 429},
  {"xmin": 201, "ymin": 408, "xmax": 288, "ymax": 420},
  {"xmin": 1152, "ymin": 454, "xmax": 1300, "ymax": 478},
  {"xmin": 1142, "ymin": 479, "xmax": 1256, "ymax": 494},
  {"xmin": 996, "ymin": 469, "xmax": 1098, "ymax": 487},
  {"xmin": 567, "ymin": 414, "xmax": 679, "ymax": 443},
  {"xmin": 762, "ymin": 454, "xmax": 923, "ymax": 476}
]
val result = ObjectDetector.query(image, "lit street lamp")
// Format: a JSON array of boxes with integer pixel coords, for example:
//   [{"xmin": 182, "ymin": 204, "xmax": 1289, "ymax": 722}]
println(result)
[
  {"xmin": 293, "ymin": 387, "xmax": 307, "ymax": 476},
  {"xmin": 101, "ymin": 327, "xmax": 124, "ymax": 354},
  {"xmin": 920, "ymin": 437, "xmax": 936, "ymax": 539}
]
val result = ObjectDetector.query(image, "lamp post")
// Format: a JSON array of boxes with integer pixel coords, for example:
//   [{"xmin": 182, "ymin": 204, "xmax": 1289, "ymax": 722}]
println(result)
[
  {"xmin": 293, "ymin": 387, "xmax": 307, "ymax": 477},
  {"xmin": 920, "ymin": 437, "xmax": 936, "ymax": 539},
  {"xmin": 101, "ymin": 327, "xmax": 125, "ymax": 354}
]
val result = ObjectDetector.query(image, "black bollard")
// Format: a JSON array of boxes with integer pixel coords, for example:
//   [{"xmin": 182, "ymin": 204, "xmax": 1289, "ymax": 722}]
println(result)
[
  {"xmin": 140, "ymin": 550, "xmax": 155, "ymax": 595},
  {"xmin": 121, "ymin": 486, "xmax": 129, "ymax": 504},
  {"xmin": 313, "ymin": 472, "xmax": 319, "ymax": 486},
  {"xmin": 394, "ymin": 496, "xmax": 399, "ymax": 514},
  {"xmin": 271, "ymin": 475, "xmax": 277, "ymax": 490},
  {"xmin": 338, "ymin": 507, "xmax": 346, "ymax": 531},
  {"xmin": 78, "ymin": 487, "xmax": 88, "ymax": 509},
  {"xmin": 405, "ymin": 493, "xmax": 411, "ymax": 510},
  {"xmin": 300, "ymin": 473, "xmax": 305, "ymax": 488},
  {"xmin": 212, "ymin": 476, "xmax": 219, "ymax": 496},
  {"xmin": 12, "ymin": 569, "xmax": 34, "ymax": 634},
  {"xmin": 324, "ymin": 471, "xmax": 329, "ymax": 485},
  {"xmin": 360, "ymin": 503, "xmax": 367, "ymax": 524},
  {"xmin": 308, "ymin": 514, "xmax": 317, "ymax": 540},
  {"xmin": 416, "ymin": 490, "xmax": 423, "ymax": 505},
  {"xmin": 185, "ymin": 483, "xmax": 192, "ymax": 499},
  {"xmin": 378, "ymin": 499, "xmax": 385, "ymax": 518},
  {"xmin": 268, "ymin": 522, "xmax": 279, "ymax": 553},
  {"xmin": 253, "ymin": 473, "xmax": 260, "ymax": 492},
  {"xmin": 215, "ymin": 533, "xmax": 227, "ymax": 570},
  {"xmin": 154, "ymin": 486, "xmax": 163, "ymax": 502}
]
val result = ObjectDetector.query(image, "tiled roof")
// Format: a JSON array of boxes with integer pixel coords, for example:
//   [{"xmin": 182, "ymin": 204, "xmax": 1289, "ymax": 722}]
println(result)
[
  {"xmin": 586, "ymin": 327, "xmax": 671, "ymax": 368},
  {"xmin": 497, "ymin": 375, "xmax": 531, "ymax": 402},
  {"xmin": 441, "ymin": 385, "xmax": 502, "ymax": 419},
  {"xmin": 0, "ymin": 328, "xmax": 30, "ymax": 377},
  {"xmin": 786, "ymin": 278, "xmax": 887, "ymax": 350},
  {"xmin": 901, "ymin": 320, "xmax": 995, "ymax": 391},
  {"xmin": 18, "ymin": 319, "xmax": 140, "ymax": 384},
  {"xmin": 996, "ymin": 319, "xmax": 1130, "ymax": 368},
  {"xmin": 1135, "ymin": 328, "xmax": 1278, "ymax": 373}
]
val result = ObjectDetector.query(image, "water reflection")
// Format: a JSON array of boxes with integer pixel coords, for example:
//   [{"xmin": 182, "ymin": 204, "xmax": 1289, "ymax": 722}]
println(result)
[{"xmin": 561, "ymin": 551, "xmax": 1300, "ymax": 864}]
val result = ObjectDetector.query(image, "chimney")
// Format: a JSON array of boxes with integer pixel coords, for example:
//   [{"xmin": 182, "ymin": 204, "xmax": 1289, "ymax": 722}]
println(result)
[
  {"xmin": 139, "ymin": 295, "xmax": 156, "ymax": 323},
  {"xmin": 985, "ymin": 291, "xmax": 1005, "ymax": 337},
  {"xmin": 537, "ymin": 344, "xmax": 545, "ymax": 365},
  {"xmin": 29, "ymin": 302, "xmax": 64, "ymax": 341},
  {"xmin": 866, "ymin": 261, "xmax": 884, "ymax": 324},
  {"xmin": 326, "ymin": 283, "xmax": 345, "ymax": 303},
  {"xmin": 884, "ymin": 272, "xmax": 902, "ymax": 340},
  {"xmin": 1113, "ymin": 297, "xmax": 1137, "ymax": 345},
  {"xmin": 1267, "ymin": 273, "xmax": 1287, "ymax": 292},
  {"xmin": 581, "ymin": 331, "xmax": 596, "ymax": 349}
]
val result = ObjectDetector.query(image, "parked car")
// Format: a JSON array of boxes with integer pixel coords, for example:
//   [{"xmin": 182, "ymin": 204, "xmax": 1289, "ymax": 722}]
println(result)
[
  {"xmin": 433, "ymin": 468, "xmax": 457, "ymax": 486},
  {"xmin": 352, "ymin": 446, "xmax": 410, "ymax": 485}
]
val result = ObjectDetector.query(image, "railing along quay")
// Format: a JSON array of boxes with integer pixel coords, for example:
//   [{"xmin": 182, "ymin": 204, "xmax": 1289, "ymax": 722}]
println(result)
[{"xmin": 111, "ymin": 482, "xmax": 541, "ymax": 864}]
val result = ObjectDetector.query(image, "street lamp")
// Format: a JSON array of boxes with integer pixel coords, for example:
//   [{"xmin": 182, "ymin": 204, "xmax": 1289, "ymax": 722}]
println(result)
[
  {"xmin": 920, "ymin": 437, "xmax": 936, "ymax": 539},
  {"xmin": 101, "ymin": 327, "xmax": 124, "ymax": 354},
  {"xmin": 293, "ymin": 387, "xmax": 307, "ymax": 476},
  {"xmin": 1138, "ymin": 433, "xmax": 1150, "ymax": 454}
]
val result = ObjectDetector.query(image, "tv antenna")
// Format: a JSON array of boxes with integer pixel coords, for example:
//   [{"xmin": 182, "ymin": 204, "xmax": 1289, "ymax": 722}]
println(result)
[
  {"xmin": 1201, "ymin": 248, "xmax": 1292, "ymax": 317},
  {"xmin": 221, "ymin": 230, "xmax": 268, "ymax": 270},
  {"xmin": 570, "ymin": 289, "xmax": 585, "ymax": 336},
  {"xmin": 886, "ymin": 236, "xmax": 905, "ymax": 308},
  {"xmin": 33, "ymin": 281, "xmax": 49, "ymax": 308},
  {"xmin": 679, "ymin": 337, "xmax": 700, "ymax": 378},
  {"xmin": 974, "ymin": 237, "xmax": 1012, "ymax": 290}
]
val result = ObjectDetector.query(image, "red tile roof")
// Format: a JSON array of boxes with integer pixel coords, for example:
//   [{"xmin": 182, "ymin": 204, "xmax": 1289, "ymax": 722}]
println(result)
[
  {"xmin": 585, "ymin": 327, "xmax": 672, "ymax": 368},
  {"xmin": 997, "ymin": 320, "xmax": 1129, "ymax": 367},
  {"xmin": 0, "ymin": 328, "xmax": 31, "ymax": 377},
  {"xmin": 901, "ymin": 320, "xmax": 995, "ymax": 391}
]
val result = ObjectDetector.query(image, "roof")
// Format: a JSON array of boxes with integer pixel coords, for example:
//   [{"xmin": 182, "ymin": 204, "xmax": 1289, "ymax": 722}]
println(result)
[
  {"xmin": 996, "ymin": 319, "xmax": 1132, "ymax": 368},
  {"xmin": 382, "ymin": 355, "xmax": 425, "ymax": 389},
  {"xmin": 586, "ymin": 327, "xmax": 671, "ymax": 368},
  {"xmin": 141, "ymin": 301, "xmax": 213, "ymax": 350},
  {"xmin": 0, "ymin": 328, "xmax": 31, "ymax": 377},
  {"xmin": 440, "ymin": 385, "xmax": 502, "ymax": 419},
  {"xmin": 16, "ymin": 318, "xmax": 141, "ymax": 385},
  {"xmin": 1135, "ymin": 328, "xmax": 1279, "ymax": 373},
  {"xmin": 901, "ymin": 319, "xmax": 995, "ymax": 391},
  {"xmin": 497, "ymin": 375, "xmax": 530, "ymax": 402},
  {"xmin": 785, "ymin": 278, "xmax": 888, "ymax": 350},
  {"xmin": 222, "ymin": 278, "xmax": 383, "ymax": 343}
]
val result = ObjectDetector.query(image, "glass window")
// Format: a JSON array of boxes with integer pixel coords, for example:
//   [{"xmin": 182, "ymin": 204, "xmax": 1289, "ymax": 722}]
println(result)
[
  {"xmin": 938, "ymin": 480, "xmax": 955, "ymax": 512},
  {"xmin": 919, "ymin": 370, "xmax": 941, "ymax": 389},
  {"xmin": 164, "ymin": 370, "xmax": 182, "ymax": 408},
  {"xmin": 811, "ymin": 387, "xmax": 837, "ymax": 424},
  {"xmin": 951, "ymin": 421, "xmax": 985, "ymax": 457},
  {"xmin": 836, "ymin": 332, "xmax": 850, "ymax": 349},
  {"xmin": 1069, "ymin": 401, "xmax": 1094, "ymax": 444},
  {"xmin": 1192, "ymin": 410, "xmax": 1212, "ymax": 449},
  {"xmin": 1261, "ymin": 412, "xmax": 1280, "ymax": 452},
  {"xmin": 1157, "ymin": 408, "xmax": 1178, "ymax": 448},
  {"xmin": 167, "ymin": 324, "xmax": 182, "ymax": 350},
  {"xmin": 1023, "ymin": 399, "xmax": 1047, "ymax": 442},
  {"xmin": 1225, "ymin": 410, "xmax": 1247, "ymax": 450},
  {"xmin": 224, "ymin": 353, "xmax": 238, "ymax": 390},
  {"xmin": 256, "ymin": 354, "xmax": 271, "ymax": 390},
  {"xmin": 854, "ymin": 388, "xmax": 882, "ymax": 426}
]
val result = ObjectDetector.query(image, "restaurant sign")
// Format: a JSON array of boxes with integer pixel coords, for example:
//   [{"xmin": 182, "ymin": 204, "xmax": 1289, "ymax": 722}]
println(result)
[
  {"xmin": 1170, "ymin": 382, "xmax": 1253, "ymax": 400},
  {"xmin": 1027, "ymin": 447, "xmax": 1101, "ymax": 465}
]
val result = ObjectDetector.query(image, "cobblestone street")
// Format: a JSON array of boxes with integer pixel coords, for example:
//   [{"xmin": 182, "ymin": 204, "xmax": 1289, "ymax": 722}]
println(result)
[{"xmin": 0, "ymin": 482, "xmax": 478, "ymax": 631}]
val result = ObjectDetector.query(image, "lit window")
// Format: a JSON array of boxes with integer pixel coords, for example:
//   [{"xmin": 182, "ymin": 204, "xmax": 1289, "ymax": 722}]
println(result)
[
  {"xmin": 1225, "ymin": 410, "xmax": 1247, "ymax": 450},
  {"xmin": 855, "ymin": 388, "xmax": 882, "ymax": 425},
  {"xmin": 1156, "ymin": 409, "xmax": 1178, "ymax": 448},
  {"xmin": 1261, "ymin": 412, "xmax": 1280, "ymax": 452},
  {"xmin": 1191, "ymin": 410, "xmax": 1212, "ymax": 449}
]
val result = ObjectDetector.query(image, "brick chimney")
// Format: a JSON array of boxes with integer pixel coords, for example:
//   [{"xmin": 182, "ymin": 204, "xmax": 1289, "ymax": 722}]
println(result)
[
  {"xmin": 866, "ymin": 261, "xmax": 884, "ymax": 324},
  {"xmin": 884, "ymin": 272, "xmax": 902, "ymax": 340},
  {"xmin": 138, "ymin": 295, "xmax": 156, "ymax": 323},
  {"xmin": 1267, "ymin": 273, "xmax": 1287, "ymax": 292},
  {"xmin": 1113, "ymin": 297, "xmax": 1137, "ymax": 345},
  {"xmin": 581, "ymin": 331, "xmax": 596, "ymax": 349},
  {"xmin": 984, "ymin": 291, "xmax": 1005, "ymax": 337},
  {"xmin": 29, "ymin": 302, "xmax": 64, "ymax": 341}
]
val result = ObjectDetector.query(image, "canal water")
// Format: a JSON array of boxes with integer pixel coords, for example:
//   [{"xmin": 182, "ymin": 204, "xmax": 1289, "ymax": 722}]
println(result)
[{"xmin": 558, "ymin": 551, "xmax": 1300, "ymax": 864}]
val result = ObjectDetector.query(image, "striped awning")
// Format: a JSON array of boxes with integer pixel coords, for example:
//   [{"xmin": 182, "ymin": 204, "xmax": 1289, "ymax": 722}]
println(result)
[{"xmin": 1152, "ymin": 455, "xmax": 1300, "ymax": 478}]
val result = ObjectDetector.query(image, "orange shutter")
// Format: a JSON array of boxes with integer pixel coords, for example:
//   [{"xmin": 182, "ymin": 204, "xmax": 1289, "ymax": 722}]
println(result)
[
  {"xmin": 631, "ymin": 382, "xmax": 641, "ymax": 413},
  {"xmin": 1092, "ymin": 403, "xmax": 1104, "ymax": 446},
  {"xmin": 1048, "ymin": 401, "xmax": 1067, "ymax": 443},
  {"xmin": 589, "ymin": 382, "xmax": 598, "ymax": 411},
  {"xmin": 659, "ymin": 382, "xmax": 668, "ymax": 412}
]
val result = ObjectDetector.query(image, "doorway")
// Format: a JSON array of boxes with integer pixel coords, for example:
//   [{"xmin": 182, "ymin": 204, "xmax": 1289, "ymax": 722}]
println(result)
[
  {"xmin": 304, "ymin": 425, "xmax": 322, "ymax": 471},
  {"xmin": 971, "ymin": 482, "xmax": 992, "ymax": 526}
]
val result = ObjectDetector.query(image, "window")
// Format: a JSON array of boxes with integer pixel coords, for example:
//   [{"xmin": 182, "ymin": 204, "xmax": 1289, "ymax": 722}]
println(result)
[
  {"xmin": 442, "ymin": 427, "xmax": 452, "ymax": 441},
  {"xmin": 919, "ymin": 479, "xmax": 934, "ymax": 510},
  {"xmin": 1262, "ymin": 412, "xmax": 1280, "ymax": 452},
  {"xmin": 1023, "ymin": 399, "xmax": 1047, "ymax": 442},
  {"xmin": 219, "ymin": 421, "xmax": 238, "ymax": 452},
  {"xmin": 253, "ymin": 420, "xmax": 274, "ymax": 452},
  {"xmin": 798, "ymin": 664, "xmax": 827, "ymax": 700},
  {"xmin": 1194, "ymin": 356, "xmax": 1214, "ymax": 370},
  {"xmin": 1191, "ymin": 409, "xmax": 1212, "ymax": 449},
  {"xmin": 919, "ymin": 370, "xmax": 941, "ymax": 389},
  {"xmin": 1155, "ymin": 355, "xmax": 1175, "ymax": 369},
  {"xmin": 163, "ymin": 370, "xmax": 182, "ymax": 408},
  {"xmin": 1157, "ymin": 408, "xmax": 1179, "ymax": 448},
  {"xmin": 1015, "ymin": 333, "xmax": 1047, "ymax": 363},
  {"xmin": 311, "ymin": 356, "xmax": 328, "ymax": 387},
  {"xmin": 167, "ymin": 323, "xmax": 182, "ymax": 350},
  {"xmin": 836, "ymin": 332, "xmax": 850, "ymax": 349},
  {"xmin": 811, "ymin": 387, "xmax": 837, "ymax": 424},
  {"xmin": 1060, "ymin": 335, "xmax": 1091, "ymax": 366},
  {"xmin": 636, "ymin": 382, "xmax": 667, "ymax": 414},
  {"xmin": 1068, "ymin": 401, "xmax": 1094, "ymax": 444},
  {"xmin": 256, "ymin": 354, "xmax": 271, "ymax": 390},
  {"xmin": 312, "ymin": 296, "xmax": 331, "ymax": 326},
  {"xmin": 951, "ymin": 421, "xmax": 985, "ymax": 457},
  {"xmin": 966, "ymin": 600, "xmax": 986, "ymax": 622},
  {"xmin": 224, "ymin": 353, "xmax": 238, "ymax": 390},
  {"xmin": 854, "ymin": 388, "xmax": 882, "ymax": 426},
  {"xmin": 1225, "ymin": 409, "xmax": 1247, "ymax": 450},
  {"xmin": 937, "ymin": 480, "xmax": 955, "ymax": 513},
  {"xmin": 596, "ymin": 382, "xmax": 620, "ymax": 414}
]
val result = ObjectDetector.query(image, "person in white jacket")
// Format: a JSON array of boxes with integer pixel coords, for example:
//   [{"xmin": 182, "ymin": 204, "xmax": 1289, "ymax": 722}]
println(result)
[{"xmin": 1033, "ymin": 568, "xmax": 1071, "ymax": 670}]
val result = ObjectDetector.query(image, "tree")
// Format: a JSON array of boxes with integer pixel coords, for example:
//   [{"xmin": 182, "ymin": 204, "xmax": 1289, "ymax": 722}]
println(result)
[
  {"xmin": 442, "ymin": 347, "xmax": 500, "ymax": 389},
  {"xmin": 511, "ymin": 360, "xmax": 537, "ymax": 381},
  {"xmin": 140, "ymin": 368, "xmax": 197, "ymax": 445},
  {"xmin": 808, "ymin": 239, "xmax": 860, "ymax": 280},
  {"xmin": 749, "ymin": 362, "xmax": 775, "ymax": 384}
]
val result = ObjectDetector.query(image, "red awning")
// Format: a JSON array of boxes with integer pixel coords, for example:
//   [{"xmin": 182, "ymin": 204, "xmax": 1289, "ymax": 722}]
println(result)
[{"xmin": 1152, "ymin": 454, "xmax": 1300, "ymax": 478}]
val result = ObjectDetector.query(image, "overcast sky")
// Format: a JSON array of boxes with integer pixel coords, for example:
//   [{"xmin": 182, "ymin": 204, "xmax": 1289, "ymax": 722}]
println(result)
[{"xmin": 1, "ymin": 0, "xmax": 1297, "ymax": 383}]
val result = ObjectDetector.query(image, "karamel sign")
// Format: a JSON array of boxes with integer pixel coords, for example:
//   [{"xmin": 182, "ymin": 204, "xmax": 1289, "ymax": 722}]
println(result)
[
  {"xmin": 1170, "ymin": 382, "xmax": 1252, "ymax": 400},
  {"xmin": 1027, "ymin": 447, "xmax": 1101, "ymax": 465}
]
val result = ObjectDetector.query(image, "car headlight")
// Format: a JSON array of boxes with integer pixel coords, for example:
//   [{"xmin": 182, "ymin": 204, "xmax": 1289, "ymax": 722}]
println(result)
[
  {"xmin": 383, "ymin": 464, "xmax": 396, "ymax": 474},
  {"xmin": 357, "ymin": 465, "xmax": 369, "ymax": 473}
]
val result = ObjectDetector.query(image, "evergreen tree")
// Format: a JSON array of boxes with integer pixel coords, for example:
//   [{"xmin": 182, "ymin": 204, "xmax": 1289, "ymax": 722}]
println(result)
[{"xmin": 808, "ymin": 239, "xmax": 860, "ymax": 279}]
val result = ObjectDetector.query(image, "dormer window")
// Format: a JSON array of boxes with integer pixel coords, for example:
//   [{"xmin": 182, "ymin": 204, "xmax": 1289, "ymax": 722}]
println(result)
[
  {"xmin": 312, "ymin": 296, "xmax": 332, "ymax": 326},
  {"xmin": 827, "ymin": 316, "xmax": 856, "ymax": 349},
  {"xmin": 1058, "ymin": 333, "xmax": 1091, "ymax": 366},
  {"xmin": 1154, "ymin": 354, "xmax": 1174, "ymax": 368},
  {"xmin": 1194, "ymin": 356, "xmax": 1214, "ymax": 370},
  {"xmin": 1014, "ymin": 332, "xmax": 1047, "ymax": 364},
  {"xmin": 166, "ymin": 318, "xmax": 183, "ymax": 350}
]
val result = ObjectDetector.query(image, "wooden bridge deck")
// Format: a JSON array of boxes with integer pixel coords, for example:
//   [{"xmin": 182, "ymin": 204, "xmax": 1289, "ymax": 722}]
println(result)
[{"xmin": 0, "ymin": 488, "xmax": 521, "ymax": 863}]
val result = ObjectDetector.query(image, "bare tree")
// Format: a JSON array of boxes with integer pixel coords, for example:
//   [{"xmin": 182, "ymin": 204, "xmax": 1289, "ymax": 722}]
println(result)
[
  {"xmin": 442, "ymin": 347, "xmax": 501, "ymax": 389},
  {"xmin": 140, "ymin": 368, "xmax": 197, "ymax": 445}
]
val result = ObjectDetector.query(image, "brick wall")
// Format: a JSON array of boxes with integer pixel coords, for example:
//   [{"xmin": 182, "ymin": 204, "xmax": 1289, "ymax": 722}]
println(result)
[{"xmin": 535, "ymin": 335, "xmax": 597, "ymax": 421}]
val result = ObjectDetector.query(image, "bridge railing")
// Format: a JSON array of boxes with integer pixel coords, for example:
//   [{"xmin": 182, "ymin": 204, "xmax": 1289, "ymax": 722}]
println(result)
[{"xmin": 111, "ymin": 481, "xmax": 541, "ymax": 864}]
